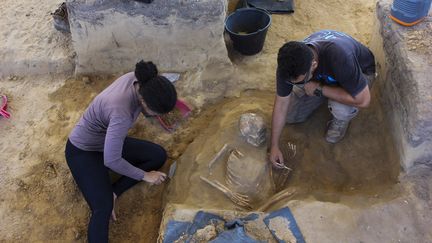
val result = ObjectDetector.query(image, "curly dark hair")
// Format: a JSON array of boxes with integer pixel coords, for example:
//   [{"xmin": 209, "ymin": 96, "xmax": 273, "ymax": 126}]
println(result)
[
  {"xmin": 135, "ymin": 60, "xmax": 177, "ymax": 114},
  {"xmin": 277, "ymin": 41, "xmax": 314, "ymax": 81}
]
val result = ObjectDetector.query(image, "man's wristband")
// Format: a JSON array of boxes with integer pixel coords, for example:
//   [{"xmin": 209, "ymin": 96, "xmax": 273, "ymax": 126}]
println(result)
[{"xmin": 314, "ymin": 83, "xmax": 324, "ymax": 97}]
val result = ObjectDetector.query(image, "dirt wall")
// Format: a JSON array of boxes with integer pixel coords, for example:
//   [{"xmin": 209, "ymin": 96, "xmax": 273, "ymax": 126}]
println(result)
[
  {"xmin": 375, "ymin": 0, "xmax": 432, "ymax": 170},
  {"xmin": 67, "ymin": 0, "xmax": 232, "ymax": 75}
]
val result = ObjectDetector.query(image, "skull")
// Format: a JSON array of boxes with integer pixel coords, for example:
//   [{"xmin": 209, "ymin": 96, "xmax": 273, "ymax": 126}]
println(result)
[{"xmin": 239, "ymin": 113, "xmax": 266, "ymax": 147}]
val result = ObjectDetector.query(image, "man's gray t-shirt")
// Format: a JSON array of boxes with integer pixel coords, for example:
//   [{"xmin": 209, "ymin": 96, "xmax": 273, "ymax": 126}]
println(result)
[
  {"xmin": 69, "ymin": 72, "xmax": 145, "ymax": 181},
  {"xmin": 277, "ymin": 30, "xmax": 376, "ymax": 97}
]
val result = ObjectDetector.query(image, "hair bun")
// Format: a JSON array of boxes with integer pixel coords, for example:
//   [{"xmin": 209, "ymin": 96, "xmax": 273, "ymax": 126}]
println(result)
[
  {"xmin": 141, "ymin": 76, "xmax": 177, "ymax": 114},
  {"xmin": 135, "ymin": 60, "xmax": 158, "ymax": 85}
]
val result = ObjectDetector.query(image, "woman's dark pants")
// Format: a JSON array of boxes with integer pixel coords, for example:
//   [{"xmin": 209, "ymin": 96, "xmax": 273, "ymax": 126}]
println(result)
[{"xmin": 65, "ymin": 137, "xmax": 166, "ymax": 243}]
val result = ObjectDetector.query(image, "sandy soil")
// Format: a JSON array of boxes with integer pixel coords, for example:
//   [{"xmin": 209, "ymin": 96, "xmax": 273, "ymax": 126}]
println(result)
[
  {"xmin": 0, "ymin": 0, "xmax": 412, "ymax": 242},
  {"xmin": 0, "ymin": 0, "xmax": 74, "ymax": 77}
]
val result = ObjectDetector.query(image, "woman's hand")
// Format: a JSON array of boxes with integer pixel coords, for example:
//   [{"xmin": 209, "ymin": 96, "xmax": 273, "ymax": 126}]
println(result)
[{"xmin": 143, "ymin": 171, "xmax": 167, "ymax": 185}]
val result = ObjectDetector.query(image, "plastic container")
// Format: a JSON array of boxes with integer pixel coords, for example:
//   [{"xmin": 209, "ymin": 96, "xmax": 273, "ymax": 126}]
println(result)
[
  {"xmin": 0, "ymin": 95, "xmax": 10, "ymax": 119},
  {"xmin": 156, "ymin": 99, "xmax": 191, "ymax": 132},
  {"xmin": 390, "ymin": 0, "xmax": 432, "ymax": 26},
  {"xmin": 225, "ymin": 8, "xmax": 272, "ymax": 55}
]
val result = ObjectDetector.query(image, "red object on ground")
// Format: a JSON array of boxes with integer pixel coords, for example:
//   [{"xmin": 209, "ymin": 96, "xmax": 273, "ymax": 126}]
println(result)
[
  {"xmin": 0, "ymin": 95, "xmax": 11, "ymax": 119},
  {"xmin": 157, "ymin": 99, "xmax": 191, "ymax": 132}
]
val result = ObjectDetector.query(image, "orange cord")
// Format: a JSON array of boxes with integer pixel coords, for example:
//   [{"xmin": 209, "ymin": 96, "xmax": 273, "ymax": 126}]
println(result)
[{"xmin": 389, "ymin": 14, "xmax": 425, "ymax": 26}]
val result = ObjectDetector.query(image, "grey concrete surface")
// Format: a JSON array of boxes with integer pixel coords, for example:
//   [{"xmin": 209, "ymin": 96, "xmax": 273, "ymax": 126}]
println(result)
[{"xmin": 288, "ymin": 165, "xmax": 432, "ymax": 243}]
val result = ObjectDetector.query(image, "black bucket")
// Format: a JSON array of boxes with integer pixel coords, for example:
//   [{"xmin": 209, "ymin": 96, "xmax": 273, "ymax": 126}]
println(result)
[{"xmin": 225, "ymin": 8, "xmax": 272, "ymax": 55}]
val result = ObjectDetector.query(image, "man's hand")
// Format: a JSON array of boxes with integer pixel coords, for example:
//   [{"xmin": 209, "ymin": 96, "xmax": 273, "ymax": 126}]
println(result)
[
  {"xmin": 143, "ymin": 171, "xmax": 167, "ymax": 185},
  {"xmin": 304, "ymin": 81, "xmax": 320, "ymax": 96},
  {"xmin": 269, "ymin": 146, "xmax": 285, "ymax": 169},
  {"xmin": 270, "ymin": 95, "xmax": 290, "ymax": 169}
]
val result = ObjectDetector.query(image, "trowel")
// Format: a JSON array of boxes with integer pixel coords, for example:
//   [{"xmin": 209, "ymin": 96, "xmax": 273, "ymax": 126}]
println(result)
[
  {"xmin": 161, "ymin": 73, "xmax": 181, "ymax": 83},
  {"xmin": 168, "ymin": 161, "xmax": 177, "ymax": 179}
]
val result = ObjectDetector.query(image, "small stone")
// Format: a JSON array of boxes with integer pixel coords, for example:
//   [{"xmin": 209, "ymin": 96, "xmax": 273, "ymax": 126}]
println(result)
[
  {"xmin": 71, "ymin": 227, "xmax": 81, "ymax": 240},
  {"xmin": 171, "ymin": 150, "xmax": 180, "ymax": 159},
  {"xmin": 7, "ymin": 75, "xmax": 18, "ymax": 81},
  {"xmin": 411, "ymin": 135, "xmax": 421, "ymax": 142},
  {"xmin": 82, "ymin": 76, "xmax": 91, "ymax": 84},
  {"xmin": 195, "ymin": 225, "xmax": 217, "ymax": 241}
]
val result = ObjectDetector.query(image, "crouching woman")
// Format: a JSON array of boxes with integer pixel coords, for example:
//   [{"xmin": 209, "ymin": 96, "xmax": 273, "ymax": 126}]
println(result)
[{"xmin": 65, "ymin": 60, "xmax": 176, "ymax": 242}]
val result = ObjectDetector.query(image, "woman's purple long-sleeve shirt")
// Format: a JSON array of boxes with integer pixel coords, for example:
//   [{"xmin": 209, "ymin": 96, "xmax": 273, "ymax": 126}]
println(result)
[{"xmin": 69, "ymin": 72, "xmax": 145, "ymax": 180}]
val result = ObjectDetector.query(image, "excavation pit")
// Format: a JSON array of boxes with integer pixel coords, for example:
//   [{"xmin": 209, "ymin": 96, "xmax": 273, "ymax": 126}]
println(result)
[{"xmin": 0, "ymin": 0, "xmax": 431, "ymax": 242}]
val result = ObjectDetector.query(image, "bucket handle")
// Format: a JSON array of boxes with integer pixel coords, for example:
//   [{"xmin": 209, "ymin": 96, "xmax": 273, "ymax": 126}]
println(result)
[
  {"xmin": 237, "ymin": 0, "xmax": 272, "ymax": 15},
  {"xmin": 229, "ymin": 4, "xmax": 272, "ymax": 33},
  {"xmin": 254, "ymin": 7, "xmax": 272, "ymax": 16},
  {"xmin": 249, "ymin": 7, "xmax": 272, "ymax": 33}
]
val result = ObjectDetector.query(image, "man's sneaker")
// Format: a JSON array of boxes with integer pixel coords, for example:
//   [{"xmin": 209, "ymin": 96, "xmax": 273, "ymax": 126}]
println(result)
[{"xmin": 325, "ymin": 118, "xmax": 350, "ymax": 143}]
